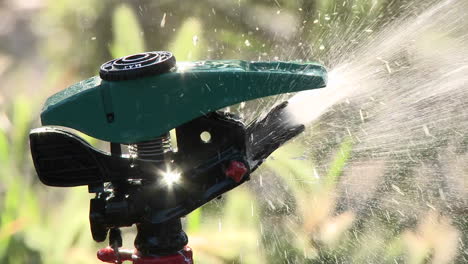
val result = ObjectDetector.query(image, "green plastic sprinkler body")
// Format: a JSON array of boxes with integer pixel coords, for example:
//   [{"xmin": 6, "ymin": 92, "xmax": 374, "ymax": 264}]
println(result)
[
  {"xmin": 41, "ymin": 52, "xmax": 326, "ymax": 143},
  {"xmin": 29, "ymin": 51, "xmax": 327, "ymax": 263}
]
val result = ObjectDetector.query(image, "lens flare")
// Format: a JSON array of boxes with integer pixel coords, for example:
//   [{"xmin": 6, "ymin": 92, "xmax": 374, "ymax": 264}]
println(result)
[{"xmin": 162, "ymin": 169, "xmax": 181, "ymax": 186}]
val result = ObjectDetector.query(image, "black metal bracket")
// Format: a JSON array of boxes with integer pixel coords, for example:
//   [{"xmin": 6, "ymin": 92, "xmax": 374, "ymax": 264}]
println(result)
[{"xmin": 29, "ymin": 101, "xmax": 304, "ymax": 255}]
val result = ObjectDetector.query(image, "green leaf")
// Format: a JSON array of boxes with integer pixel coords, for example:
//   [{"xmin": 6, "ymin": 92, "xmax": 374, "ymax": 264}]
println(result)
[
  {"xmin": 168, "ymin": 18, "xmax": 203, "ymax": 60},
  {"xmin": 49, "ymin": 187, "xmax": 91, "ymax": 261},
  {"xmin": 11, "ymin": 96, "xmax": 32, "ymax": 163},
  {"xmin": 0, "ymin": 129, "xmax": 8, "ymax": 164},
  {"xmin": 0, "ymin": 176, "xmax": 21, "ymax": 260},
  {"xmin": 263, "ymin": 141, "xmax": 320, "ymax": 196},
  {"xmin": 324, "ymin": 137, "xmax": 353, "ymax": 189},
  {"xmin": 110, "ymin": 4, "xmax": 146, "ymax": 58},
  {"xmin": 186, "ymin": 208, "xmax": 202, "ymax": 234}
]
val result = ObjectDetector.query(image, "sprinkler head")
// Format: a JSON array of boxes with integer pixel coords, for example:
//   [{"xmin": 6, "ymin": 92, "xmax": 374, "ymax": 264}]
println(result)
[
  {"xmin": 29, "ymin": 51, "xmax": 327, "ymax": 258},
  {"xmin": 99, "ymin": 51, "xmax": 176, "ymax": 81}
]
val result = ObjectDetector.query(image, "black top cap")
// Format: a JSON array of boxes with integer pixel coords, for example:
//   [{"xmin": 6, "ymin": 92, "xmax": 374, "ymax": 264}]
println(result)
[{"xmin": 99, "ymin": 51, "xmax": 176, "ymax": 81}]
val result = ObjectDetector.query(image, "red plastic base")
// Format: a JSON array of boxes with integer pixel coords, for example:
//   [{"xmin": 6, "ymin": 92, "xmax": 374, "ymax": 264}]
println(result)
[{"xmin": 97, "ymin": 246, "xmax": 193, "ymax": 264}]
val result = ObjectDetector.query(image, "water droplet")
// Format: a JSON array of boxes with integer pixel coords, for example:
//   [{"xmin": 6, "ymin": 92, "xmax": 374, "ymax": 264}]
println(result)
[
  {"xmin": 324, "ymin": 14, "xmax": 331, "ymax": 21},
  {"xmin": 192, "ymin": 35, "xmax": 198, "ymax": 46},
  {"xmin": 244, "ymin": 39, "xmax": 251, "ymax": 47},
  {"xmin": 426, "ymin": 202, "xmax": 436, "ymax": 210},
  {"xmin": 422, "ymin": 125, "xmax": 431, "ymax": 137},
  {"xmin": 319, "ymin": 45, "xmax": 325, "ymax": 50},
  {"xmin": 391, "ymin": 184, "xmax": 405, "ymax": 196},
  {"xmin": 267, "ymin": 200, "xmax": 276, "ymax": 210},
  {"xmin": 365, "ymin": 28, "xmax": 373, "ymax": 33},
  {"xmin": 160, "ymin": 13, "xmax": 166, "ymax": 28},
  {"xmin": 276, "ymin": 10, "xmax": 281, "ymax": 14},
  {"xmin": 313, "ymin": 167, "xmax": 320, "ymax": 179},
  {"xmin": 313, "ymin": 19, "xmax": 319, "ymax": 24},
  {"xmin": 91, "ymin": 37, "xmax": 96, "ymax": 40}
]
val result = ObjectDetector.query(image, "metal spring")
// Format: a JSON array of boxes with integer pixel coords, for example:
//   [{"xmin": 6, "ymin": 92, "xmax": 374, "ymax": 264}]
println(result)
[{"xmin": 128, "ymin": 133, "xmax": 171, "ymax": 162}]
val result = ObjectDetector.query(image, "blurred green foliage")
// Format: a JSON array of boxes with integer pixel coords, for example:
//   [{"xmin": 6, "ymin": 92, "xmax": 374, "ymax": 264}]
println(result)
[
  {"xmin": 110, "ymin": 4, "xmax": 146, "ymax": 58},
  {"xmin": 0, "ymin": 0, "xmax": 466, "ymax": 263}
]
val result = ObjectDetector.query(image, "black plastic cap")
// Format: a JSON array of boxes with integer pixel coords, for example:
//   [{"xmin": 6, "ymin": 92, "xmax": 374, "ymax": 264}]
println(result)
[{"xmin": 99, "ymin": 51, "xmax": 176, "ymax": 81}]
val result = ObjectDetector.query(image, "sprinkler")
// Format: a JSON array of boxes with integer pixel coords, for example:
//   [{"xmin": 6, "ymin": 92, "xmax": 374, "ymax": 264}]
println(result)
[{"xmin": 29, "ymin": 51, "xmax": 327, "ymax": 263}]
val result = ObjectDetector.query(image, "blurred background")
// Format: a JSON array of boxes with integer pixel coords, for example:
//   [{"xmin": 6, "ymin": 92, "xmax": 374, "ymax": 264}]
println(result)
[{"xmin": 0, "ymin": 0, "xmax": 467, "ymax": 263}]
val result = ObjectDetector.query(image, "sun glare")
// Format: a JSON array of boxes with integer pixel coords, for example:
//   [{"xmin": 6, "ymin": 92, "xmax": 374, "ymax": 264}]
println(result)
[{"xmin": 162, "ymin": 169, "xmax": 181, "ymax": 186}]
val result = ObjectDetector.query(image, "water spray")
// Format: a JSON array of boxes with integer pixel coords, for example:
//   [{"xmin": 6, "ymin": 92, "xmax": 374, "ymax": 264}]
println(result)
[{"xmin": 29, "ymin": 51, "xmax": 327, "ymax": 264}]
